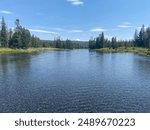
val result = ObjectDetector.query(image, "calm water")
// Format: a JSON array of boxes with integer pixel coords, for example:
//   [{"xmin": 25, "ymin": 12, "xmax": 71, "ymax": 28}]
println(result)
[{"xmin": 0, "ymin": 50, "xmax": 150, "ymax": 113}]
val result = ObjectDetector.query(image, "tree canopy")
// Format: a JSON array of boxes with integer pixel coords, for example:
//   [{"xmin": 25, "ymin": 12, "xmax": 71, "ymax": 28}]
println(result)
[
  {"xmin": 1, "ymin": 17, "xmax": 150, "ymax": 50},
  {"xmin": 0, "ymin": 17, "xmax": 86, "ymax": 49}
]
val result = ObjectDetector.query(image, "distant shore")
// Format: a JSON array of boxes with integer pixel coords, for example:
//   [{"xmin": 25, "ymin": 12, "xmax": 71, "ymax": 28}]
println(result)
[
  {"xmin": 0, "ymin": 48, "xmax": 63, "ymax": 54},
  {"xmin": 95, "ymin": 47, "xmax": 150, "ymax": 56},
  {"xmin": 1, "ymin": 47, "xmax": 150, "ymax": 56}
]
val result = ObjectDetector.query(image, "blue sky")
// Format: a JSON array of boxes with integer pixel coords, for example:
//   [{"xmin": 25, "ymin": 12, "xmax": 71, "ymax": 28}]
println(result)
[{"xmin": 0, "ymin": 0, "xmax": 150, "ymax": 41}]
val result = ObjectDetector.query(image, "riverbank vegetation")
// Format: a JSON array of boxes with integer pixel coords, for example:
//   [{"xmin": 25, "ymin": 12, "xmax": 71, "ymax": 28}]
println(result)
[
  {"xmin": 0, "ymin": 48, "xmax": 63, "ymax": 54},
  {"xmin": 89, "ymin": 25, "xmax": 150, "ymax": 55},
  {"xmin": 0, "ymin": 17, "xmax": 88, "ymax": 51},
  {"xmin": 0, "ymin": 16, "xmax": 150, "ymax": 56},
  {"xmin": 95, "ymin": 47, "xmax": 150, "ymax": 56}
]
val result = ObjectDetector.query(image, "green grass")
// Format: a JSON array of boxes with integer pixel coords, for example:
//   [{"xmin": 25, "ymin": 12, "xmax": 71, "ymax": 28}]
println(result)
[
  {"xmin": 0, "ymin": 47, "xmax": 63, "ymax": 54},
  {"xmin": 1, "ymin": 47, "xmax": 150, "ymax": 56},
  {"xmin": 95, "ymin": 47, "xmax": 150, "ymax": 56}
]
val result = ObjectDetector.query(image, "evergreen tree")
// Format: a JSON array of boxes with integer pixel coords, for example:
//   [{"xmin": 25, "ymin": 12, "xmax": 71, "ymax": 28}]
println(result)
[
  {"xmin": 11, "ymin": 19, "xmax": 31, "ymax": 49},
  {"xmin": 134, "ymin": 29, "xmax": 139, "ymax": 47},
  {"xmin": 146, "ymin": 27, "xmax": 150, "ymax": 49},
  {"xmin": 0, "ymin": 17, "xmax": 8, "ymax": 47},
  {"xmin": 8, "ymin": 29, "xmax": 13, "ymax": 48},
  {"xmin": 89, "ymin": 37, "xmax": 96, "ymax": 49},
  {"xmin": 55, "ymin": 37, "xmax": 62, "ymax": 48},
  {"xmin": 65, "ymin": 39, "xmax": 72, "ymax": 49},
  {"xmin": 96, "ymin": 35, "xmax": 100, "ymax": 48},
  {"xmin": 11, "ymin": 19, "xmax": 22, "ymax": 48},
  {"xmin": 111, "ymin": 37, "xmax": 117, "ymax": 49},
  {"xmin": 21, "ymin": 28, "xmax": 31, "ymax": 49},
  {"xmin": 31, "ymin": 35, "xmax": 36, "ymax": 47},
  {"xmin": 100, "ymin": 32, "xmax": 105, "ymax": 48},
  {"xmin": 0, "ymin": 30, "xmax": 2, "ymax": 47},
  {"xmin": 139, "ymin": 25, "xmax": 145, "ymax": 47}
]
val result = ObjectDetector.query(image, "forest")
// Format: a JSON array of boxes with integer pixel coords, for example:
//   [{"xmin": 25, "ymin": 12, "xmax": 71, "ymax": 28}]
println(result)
[
  {"xmin": 0, "ymin": 17, "xmax": 88, "ymax": 49},
  {"xmin": 0, "ymin": 16, "xmax": 150, "ymax": 51},
  {"xmin": 89, "ymin": 25, "xmax": 150, "ymax": 50}
]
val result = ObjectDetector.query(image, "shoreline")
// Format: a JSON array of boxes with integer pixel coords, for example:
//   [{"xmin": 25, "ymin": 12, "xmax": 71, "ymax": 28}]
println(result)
[
  {"xmin": 0, "ymin": 48, "xmax": 64, "ymax": 54},
  {"xmin": 95, "ymin": 47, "xmax": 150, "ymax": 56},
  {"xmin": 0, "ymin": 47, "xmax": 150, "ymax": 56}
]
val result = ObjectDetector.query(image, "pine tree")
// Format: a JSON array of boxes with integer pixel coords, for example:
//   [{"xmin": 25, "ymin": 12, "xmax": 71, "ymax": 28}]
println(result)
[
  {"xmin": 89, "ymin": 37, "xmax": 96, "ymax": 49},
  {"xmin": 139, "ymin": 25, "xmax": 145, "ymax": 47},
  {"xmin": 146, "ymin": 27, "xmax": 150, "ymax": 49},
  {"xmin": 31, "ymin": 35, "xmax": 36, "ymax": 47},
  {"xmin": 0, "ymin": 28, "xmax": 2, "ymax": 47},
  {"xmin": 111, "ymin": 37, "xmax": 117, "ymax": 49},
  {"xmin": 8, "ymin": 29, "xmax": 13, "ymax": 48},
  {"xmin": 11, "ymin": 19, "xmax": 22, "ymax": 48},
  {"xmin": 55, "ymin": 37, "xmax": 62, "ymax": 48},
  {"xmin": 96, "ymin": 36, "xmax": 100, "ymax": 48},
  {"xmin": 100, "ymin": 32, "xmax": 105, "ymax": 48},
  {"xmin": 21, "ymin": 28, "xmax": 31, "ymax": 49},
  {"xmin": 0, "ymin": 17, "xmax": 8, "ymax": 47},
  {"xmin": 134, "ymin": 29, "xmax": 139, "ymax": 47},
  {"xmin": 65, "ymin": 39, "xmax": 72, "ymax": 49}
]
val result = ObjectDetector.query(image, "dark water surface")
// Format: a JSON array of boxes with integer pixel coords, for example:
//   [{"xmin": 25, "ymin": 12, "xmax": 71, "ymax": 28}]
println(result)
[{"xmin": 0, "ymin": 50, "xmax": 150, "ymax": 113}]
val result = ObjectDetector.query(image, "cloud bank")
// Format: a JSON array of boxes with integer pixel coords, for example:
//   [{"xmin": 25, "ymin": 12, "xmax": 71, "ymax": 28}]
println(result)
[
  {"xmin": 67, "ymin": 0, "xmax": 84, "ymax": 6},
  {"xmin": 0, "ymin": 10, "xmax": 13, "ymax": 14},
  {"xmin": 29, "ymin": 29, "xmax": 58, "ymax": 35},
  {"xmin": 90, "ymin": 28, "xmax": 106, "ymax": 32}
]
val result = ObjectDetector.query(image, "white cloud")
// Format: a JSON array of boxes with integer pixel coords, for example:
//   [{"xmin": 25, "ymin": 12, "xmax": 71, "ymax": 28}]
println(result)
[
  {"xmin": 75, "ymin": 38, "xmax": 81, "ymax": 41},
  {"xmin": 90, "ymin": 28, "xmax": 106, "ymax": 32},
  {"xmin": 72, "ymin": 1, "xmax": 83, "ymax": 5},
  {"xmin": 29, "ymin": 27, "xmax": 83, "ymax": 38},
  {"xmin": 0, "ymin": 10, "xmax": 12, "ymax": 14},
  {"xmin": 33, "ymin": 26, "xmax": 46, "ymax": 29},
  {"xmin": 29, "ymin": 29, "xmax": 59, "ymax": 35},
  {"xmin": 51, "ymin": 27, "xmax": 66, "ymax": 31},
  {"xmin": 67, "ymin": 0, "xmax": 84, "ymax": 6},
  {"xmin": 117, "ymin": 25, "xmax": 132, "ymax": 28},
  {"xmin": 117, "ymin": 22, "xmax": 133, "ymax": 28},
  {"xmin": 50, "ymin": 28, "xmax": 83, "ymax": 33}
]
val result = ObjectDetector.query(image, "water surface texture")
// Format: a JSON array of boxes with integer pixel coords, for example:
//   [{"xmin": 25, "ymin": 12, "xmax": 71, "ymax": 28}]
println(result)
[{"xmin": 0, "ymin": 50, "xmax": 150, "ymax": 112}]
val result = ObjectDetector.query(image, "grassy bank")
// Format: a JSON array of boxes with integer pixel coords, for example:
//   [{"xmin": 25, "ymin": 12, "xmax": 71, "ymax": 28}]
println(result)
[
  {"xmin": 95, "ymin": 47, "xmax": 150, "ymax": 56},
  {"xmin": 0, "ymin": 48, "xmax": 63, "ymax": 54}
]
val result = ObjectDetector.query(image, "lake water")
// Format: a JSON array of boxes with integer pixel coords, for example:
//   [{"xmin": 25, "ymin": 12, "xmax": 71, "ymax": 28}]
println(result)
[{"xmin": 0, "ymin": 50, "xmax": 150, "ymax": 113}]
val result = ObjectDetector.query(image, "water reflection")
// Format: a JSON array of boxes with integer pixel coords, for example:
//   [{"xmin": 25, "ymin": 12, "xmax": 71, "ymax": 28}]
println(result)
[{"xmin": 0, "ymin": 50, "xmax": 150, "ymax": 113}]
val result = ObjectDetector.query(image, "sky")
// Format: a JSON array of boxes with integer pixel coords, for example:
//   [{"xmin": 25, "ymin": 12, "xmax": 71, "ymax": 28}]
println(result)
[{"xmin": 0, "ymin": 0, "xmax": 150, "ymax": 41}]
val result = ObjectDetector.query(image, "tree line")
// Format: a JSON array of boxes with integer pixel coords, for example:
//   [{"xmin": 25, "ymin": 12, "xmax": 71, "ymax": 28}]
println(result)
[
  {"xmin": 89, "ymin": 25, "xmax": 150, "ymax": 50},
  {"xmin": 0, "ymin": 17, "xmax": 42, "ymax": 49},
  {"xmin": 1, "ymin": 16, "xmax": 150, "ymax": 50},
  {"xmin": 0, "ymin": 17, "xmax": 87, "ymax": 49},
  {"xmin": 134, "ymin": 25, "xmax": 150, "ymax": 48}
]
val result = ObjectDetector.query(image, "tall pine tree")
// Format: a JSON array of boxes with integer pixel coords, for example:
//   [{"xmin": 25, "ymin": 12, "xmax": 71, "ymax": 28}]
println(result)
[{"xmin": 0, "ymin": 17, "xmax": 8, "ymax": 47}]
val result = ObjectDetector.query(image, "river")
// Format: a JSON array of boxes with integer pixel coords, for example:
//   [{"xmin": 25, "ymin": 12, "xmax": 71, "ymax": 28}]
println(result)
[{"xmin": 0, "ymin": 50, "xmax": 150, "ymax": 112}]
